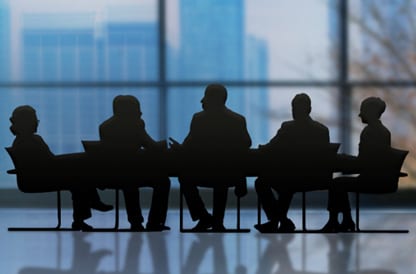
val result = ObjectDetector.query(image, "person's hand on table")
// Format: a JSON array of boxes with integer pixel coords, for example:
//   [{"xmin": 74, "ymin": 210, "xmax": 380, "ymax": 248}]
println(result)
[{"xmin": 168, "ymin": 137, "xmax": 181, "ymax": 150}]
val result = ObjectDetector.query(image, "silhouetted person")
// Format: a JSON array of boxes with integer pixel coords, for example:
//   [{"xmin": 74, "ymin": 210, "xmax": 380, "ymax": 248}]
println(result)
[
  {"xmin": 19, "ymin": 233, "xmax": 111, "ymax": 274},
  {"xmin": 322, "ymin": 97, "xmax": 390, "ymax": 232},
  {"xmin": 182, "ymin": 234, "xmax": 227, "ymax": 274},
  {"xmin": 170, "ymin": 84, "xmax": 251, "ymax": 231},
  {"xmin": 123, "ymin": 234, "xmax": 144, "ymax": 273},
  {"xmin": 99, "ymin": 95, "xmax": 170, "ymax": 231},
  {"xmin": 325, "ymin": 234, "xmax": 354, "ymax": 274},
  {"xmin": 255, "ymin": 93, "xmax": 330, "ymax": 233},
  {"xmin": 9, "ymin": 105, "xmax": 112, "ymax": 231},
  {"xmin": 71, "ymin": 233, "xmax": 112, "ymax": 274},
  {"xmin": 255, "ymin": 235, "xmax": 295, "ymax": 274}
]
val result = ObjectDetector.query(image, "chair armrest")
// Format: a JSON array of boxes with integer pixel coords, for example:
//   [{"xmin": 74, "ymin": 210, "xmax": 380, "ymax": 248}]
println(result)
[{"xmin": 7, "ymin": 169, "xmax": 17, "ymax": 174}]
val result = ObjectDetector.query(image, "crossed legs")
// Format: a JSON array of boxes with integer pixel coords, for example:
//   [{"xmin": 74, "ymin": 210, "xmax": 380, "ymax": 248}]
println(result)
[
  {"xmin": 179, "ymin": 176, "xmax": 229, "ymax": 231},
  {"xmin": 255, "ymin": 178, "xmax": 295, "ymax": 232}
]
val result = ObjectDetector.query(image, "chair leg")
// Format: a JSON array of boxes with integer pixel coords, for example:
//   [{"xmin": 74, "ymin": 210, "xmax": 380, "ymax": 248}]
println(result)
[
  {"xmin": 237, "ymin": 196, "xmax": 241, "ymax": 230},
  {"xmin": 355, "ymin": 192, "xmax": 360, "ymax": 232},
  {"xmin": 257, "ymin": 197, "xmax": 261, "ymax": 225},
  {"xmin": 302, "ymin": 192, "xmax": 306, "ymax": 231},
  {"xmin": 353, "ymin": 192, "xmax": 408, "ymax": 233},
  {"xmin": 9, "ymin": 191, "xmax": 73, "ymax": 231},
  {"xmin": 180, "ymin": 186, "xmax": 184, "ymax": 232},
  {"xmin": 235, "ymin": 195, "xmax": 250, "ymax": 233},
  {"xmin": 114, "ymin": 189, "xmax": 119, "ymax": 230},
  {"xmin": 56, "ymin": 191, "xmax": 62, "ymax": 229}
]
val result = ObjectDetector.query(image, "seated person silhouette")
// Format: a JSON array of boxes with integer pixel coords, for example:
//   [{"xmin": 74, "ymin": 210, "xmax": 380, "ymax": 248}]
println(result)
[
  {"xmin": 170, "ymin": 84, "xmax": 252, "ymax": 231},
  {"xmin": 99, "ymin": 95, "xmax": 170, "ymax": 231},
  {"xmin": 9, "ymin": 105, "xmax": 112, "ymax": 231},
  {"xmin": 254, "ymin": 93, "xmax": 330, "ymax": 233},
  {"xmin": 322, "ymin": 97, "xmax": 391, "ymax": 232}
]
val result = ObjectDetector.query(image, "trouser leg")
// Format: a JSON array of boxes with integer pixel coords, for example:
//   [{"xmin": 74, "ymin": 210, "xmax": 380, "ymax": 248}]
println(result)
[
  {"xmin": 122, "ymin": 187, "xmax": 144, "ymax": 225},
  {"xmin": 327, "ymin": 177, "xmax": 353, "ymax": 213},
  {"xmin": 147, "ymin": 177, "xmax": 171, "ymax": 225},
  {"xmin": 276, "ymin": 190, "xmax": 294, "ymax": 220},
  {"xmin": 179, "ymin": 177, "xmax": 210, "ymax": 221},
  {"xmin": 255, "ymin": 179, "xmax": 278, "ymax": 222},
  {"xmin": 212, "ymin": 186, "xmax": 228, "ymax": 225},
  {"xmin": 71, "ymin": 188, "xmax": 92, "ymax": 222}
]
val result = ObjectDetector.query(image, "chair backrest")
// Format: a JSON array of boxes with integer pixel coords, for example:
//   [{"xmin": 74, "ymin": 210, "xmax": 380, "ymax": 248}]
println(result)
[
  {"xmin": 359, "ymin": 147, "xmax": 408, "ymax": 193},
  {"xmin": 81, "ymin": 140, "xmax": 103, "ymax": 154},
  {"xmin": 5, "ymin": 147, "xmax": 58, "ymax": 193},
  {"xmin": 259, "ymin": 143, "xmax": 340, "ymax": 191}
]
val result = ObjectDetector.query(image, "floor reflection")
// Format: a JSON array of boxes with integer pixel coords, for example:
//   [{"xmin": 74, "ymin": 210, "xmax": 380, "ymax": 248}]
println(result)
[
  {"xmin": 16, "ymin": 231, "xmax": 400, "ymax": 274},
  {"xmin": 9, "ymin": 209, "xmax": 414, "ymax": 274},
  {"xmin": 256, "ymin": 233, "xmax": 396, "ymax": 274}
]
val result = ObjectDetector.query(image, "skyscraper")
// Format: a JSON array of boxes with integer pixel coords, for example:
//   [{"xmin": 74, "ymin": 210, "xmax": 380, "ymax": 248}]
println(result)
[
  {"xmin": 20, "ymin": 14, "xmax": 159, "ymax": 153},
  {"xmin": 0, "ymin": 0, "xmax": 10, "ymax": 81},
  {"xmin": 168, "ymin": 0, "xmax": 268, "ymax": 146}
]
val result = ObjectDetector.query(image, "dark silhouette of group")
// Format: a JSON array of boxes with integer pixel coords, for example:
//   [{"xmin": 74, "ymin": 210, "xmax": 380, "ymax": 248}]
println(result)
[{"xmin": 7, "ymin": 83, "xmax": 399, "ymax": 233}]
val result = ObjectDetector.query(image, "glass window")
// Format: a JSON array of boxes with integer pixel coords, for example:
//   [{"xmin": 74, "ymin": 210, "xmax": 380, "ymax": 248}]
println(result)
[
  {"xmin": 167, "ymin": 86, "xmax": 340, "ymax": 148},
  {"xmin": 166, "ymin": 0, "xmax": 337, "ymax": 81},
  {"xmin": 352, "ymin": 88, "xmax": 415, "ymax": 188},
  {"xmin": 0, "ymin": 0, "xmax": 158, "ymax": 82},
  {"xmin": 349, "ymin": 0, "xmax": 416, "ymax": 80},
  {"xmin": 0, "ymin": 87, "xmax": 160, "ymax": 188}
]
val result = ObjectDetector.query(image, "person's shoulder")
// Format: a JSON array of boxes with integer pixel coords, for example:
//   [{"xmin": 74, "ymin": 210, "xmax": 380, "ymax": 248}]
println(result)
[
  {"xmin": 225, "ymin": 108, "xmax": 246, "ymax": 122},
  {"xmin": 311, "ymin": 119, "xmax": 329, "ymax": 132},
  {"xmin": 100, "ymin": 116, "xmax": 115, "ymax": 128},
  {"xmin": 280, "ymin": 120, "xmax": 294, "ymax": 128},
  {"xmin": 191, "ymin": 111, "xmax": 205, "ymax": 121}
]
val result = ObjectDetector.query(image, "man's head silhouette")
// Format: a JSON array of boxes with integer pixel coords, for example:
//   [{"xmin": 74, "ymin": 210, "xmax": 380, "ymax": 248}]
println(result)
[
  {"xmin": 10, "ymin": 105, "xmax": 38, "ymax": 136},
  {"xmin": 113, "ymin": 95, "xmax": 142, "ymax": 118},
  {"xmin": 291, "ymin": 93, "xmax": 311, "ymax": 120},
  {"xmin": 359, "ymin": 97, "xmax": 386, "ymax": 124},
  {"xmin": 201, "ymin": 84, "xmax": 227, "ymax": 111}
]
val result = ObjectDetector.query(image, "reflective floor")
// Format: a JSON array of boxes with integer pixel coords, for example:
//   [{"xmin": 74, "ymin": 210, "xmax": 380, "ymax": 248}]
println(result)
[{"xmin": 0, "ymin": 209, "xmax": 415, "ymax": 274}]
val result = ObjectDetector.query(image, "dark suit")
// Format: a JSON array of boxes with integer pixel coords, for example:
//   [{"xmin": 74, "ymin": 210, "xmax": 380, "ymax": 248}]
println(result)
[
  {"xmin": 179, "ymin": 106, "xmax": 251, "ymax": 224},
  {"xmin": 99, "ymin": 117, "xmax": 170, "ymax": 226},
  {"xmin": 12, "ymin": 134, "xmax": 97, "ymax": 222},
  {"xmin": 256, "ymin": 116, "xmax": 330, "ymax": 223},
  {"xmin": 328, "ymin": 120, "xmax": 391, "ymax": 213}
]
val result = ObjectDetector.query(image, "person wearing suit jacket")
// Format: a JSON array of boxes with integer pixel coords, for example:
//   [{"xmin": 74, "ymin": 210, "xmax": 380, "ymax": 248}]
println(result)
[
  {"xmin": 170, "ymin": 84, "xmax": 252, "ymax": 231},
  {"xmin": 255, "ymin": 93, "xmax": 330, "ymax": 233},
  {"xmin": 322, "ymin": 97, "xmax": 391, "ymax": 232},
  {"xmin": 99, "ymin": 95, "xmax": 170, "ymax": 231},
  {"xmin": 9, "ymin": 105, "xmax": 112, "ymax": 231}
]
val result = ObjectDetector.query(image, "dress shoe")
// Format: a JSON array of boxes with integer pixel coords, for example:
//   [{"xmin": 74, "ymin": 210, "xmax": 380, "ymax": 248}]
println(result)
[
  {"xmin": 278, "ymin": 218, "xmax": 296, "ymax": 233},
  {"xmin": 254, "ymin": 221, "xmax": 278, "ymax": 233},
  {"xmin": 339, "ymin": 219, "xmax": 356, "ymax": 232},
  {"xmin": 146, "ymin": 223, "xmax": 171, "ymax": 231},
  {"xmin": 72, "ymin": 221, "xmax": 93, "ymax": 231},
  {"xmin": 212, "ymin": 223, "xmax": 226, "ymax": 232},
  {"xmin": 91, "ymin": 202, "xmax": 114, "ymax": 212},
  {"xmin": 320, "ymin": 220, "xmax": 340, "ymax": 233},
  {"xmin": 190, "ymin": 215, "xmax": 213, "ymax": 232},
  {"xmin": 130, "ymin": 223, "xmax": 145, "ymax": 232}
]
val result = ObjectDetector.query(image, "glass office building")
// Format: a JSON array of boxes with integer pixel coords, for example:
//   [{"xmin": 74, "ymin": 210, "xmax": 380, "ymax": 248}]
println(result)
[{"xmin": 0, "ymin": 0, "xmax": 414, "ymax": 189}]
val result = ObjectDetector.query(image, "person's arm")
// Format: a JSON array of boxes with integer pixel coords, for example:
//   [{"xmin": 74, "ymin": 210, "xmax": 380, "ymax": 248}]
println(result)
[
  {"xmin": 182, "ymin": 115, "xmax": 196, "ymax": 148},
  {"xmin": 138, "ymin": 119, "xmax": 159, "ymax": 149},
  {"xmin": 258, "ymin": 122, "xmax": 287, "ymax": 150},
  {"xmin": 241, "ymin": 117, "xmax": 252, "ymax": 148}
]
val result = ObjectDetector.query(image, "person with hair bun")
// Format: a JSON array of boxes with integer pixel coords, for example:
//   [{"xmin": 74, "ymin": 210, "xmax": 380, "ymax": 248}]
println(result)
[
  {"xmin": 9, "ymin": 105, "xmax": 112, "ymax": 231},
  {"xmin": 322, "ymin": 97, "xmax": 391, "ymax": 232}
]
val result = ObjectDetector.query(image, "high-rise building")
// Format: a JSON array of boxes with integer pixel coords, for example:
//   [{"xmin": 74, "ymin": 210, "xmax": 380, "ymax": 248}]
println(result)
[
  {"xmin": 106, "ymin": 23, "xmax": 158, "ymax": 81},
  {"xmin": 168, "ymin": 0, "xmax": 268, "ymax": 146},
  {"xmin": 0, "ymin": 0, "xmax": 10, "ymax": 81},
  {"xmin": 20, "ymin": 14, "xmax": 159, "ymax": 153}
]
